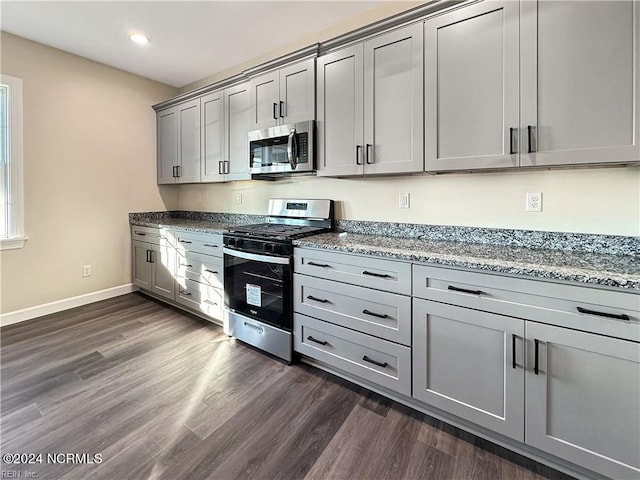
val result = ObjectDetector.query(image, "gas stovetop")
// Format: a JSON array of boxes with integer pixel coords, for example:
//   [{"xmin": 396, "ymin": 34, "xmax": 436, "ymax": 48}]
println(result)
[
  {"xmin": 227, "ymin": 223, "xmax": 329, "ymax": 241},
  {"xmin": 225, "ymin": 198, "xmax": 334, "ymax": 244}
]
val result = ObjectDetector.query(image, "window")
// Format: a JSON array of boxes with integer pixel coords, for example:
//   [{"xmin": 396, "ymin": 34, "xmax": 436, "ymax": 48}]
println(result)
[{"xmin": 0, "ymin": 74, "xmax": 25, "ymax": 250}]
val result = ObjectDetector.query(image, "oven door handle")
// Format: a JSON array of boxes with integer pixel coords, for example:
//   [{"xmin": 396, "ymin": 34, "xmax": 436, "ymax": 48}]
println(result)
[{"xmin": 223, "ymin": 247, "xmax": 290, "ymax": 265}]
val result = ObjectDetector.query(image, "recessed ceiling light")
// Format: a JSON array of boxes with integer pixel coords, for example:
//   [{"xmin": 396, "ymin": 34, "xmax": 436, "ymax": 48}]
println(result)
[{"xmin": 129, "ymin": 33, "xmax": 150, "ymax": 45}]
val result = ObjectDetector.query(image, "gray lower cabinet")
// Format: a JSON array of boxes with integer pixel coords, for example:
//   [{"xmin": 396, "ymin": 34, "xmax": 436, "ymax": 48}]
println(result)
[
  {"xmin": 131, "ymin": 227, "xmax": 223, "ymax": 322},
  {"xmin": 295, "ymin": 313, "xmax": 411, "ymax": 396},
  {"xmin": 132, "ymin": 240, "xmax": 152, "ymax": 290},
  {"xmin": 413, "ymin": 298, "xmax": 525, "ymax": 441},
  {"xmin": 293, "ymin": 247, "xmax": 412, "ymax": 396},
  {"xmin": 294, "ymin": 273, "xmax": 411, "ymax": 346},
  {"xmin": 131, "ymin": 231, "xmax": 176, "ymax": 301},
  {"xmin": 526, "ymin": 322, "xmax": 640, "ymax": 480}
]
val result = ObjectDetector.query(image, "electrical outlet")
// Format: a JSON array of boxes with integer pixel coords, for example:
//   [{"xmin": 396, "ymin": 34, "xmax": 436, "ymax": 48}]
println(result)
[
  {"xmin": 82, "ymin": 265, "xmax": 92, "ymax": 277},
  {"xmin": 196, "ymin": 193, "xmax": 202, "ymax": 204},
  {"xmin": 399, "ymin": 193, "xmax": 410, "ymax": 209},
  {"xmin": 526, "ymin": 192, "xmax": 542, "ymax": 212},
  {"xmin": 235, "ymin": 193, "xmax": 243, "ymax": 205}
]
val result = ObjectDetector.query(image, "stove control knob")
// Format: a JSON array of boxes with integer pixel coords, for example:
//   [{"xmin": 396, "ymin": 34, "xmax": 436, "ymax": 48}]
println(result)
[
  {"xmin": 236, "ymin": 239, "xmax": 244, "ymax": 248},
  {"xmin": 227, "ymin": 238, "xmax": 236, "ymax": 247},
  {"xmin": 264, "ymin": 243, "xmax": 275, "ymax": 253}
]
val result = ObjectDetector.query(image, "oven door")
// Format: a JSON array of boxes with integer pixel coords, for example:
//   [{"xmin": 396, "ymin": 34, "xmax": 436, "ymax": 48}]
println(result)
[{"xmin": 223, "ymin": 247, "xmax": 292, "ymax": 330}]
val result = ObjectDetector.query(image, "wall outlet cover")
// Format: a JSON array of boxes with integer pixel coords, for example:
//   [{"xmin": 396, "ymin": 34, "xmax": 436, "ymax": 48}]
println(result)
[
  {"xmin": 526, "ymin": 192, "xmax": 542, "ymax": 212},
  {"xmin": 399, "ymin": 193, "xmax": 410, "ymax": 209}
]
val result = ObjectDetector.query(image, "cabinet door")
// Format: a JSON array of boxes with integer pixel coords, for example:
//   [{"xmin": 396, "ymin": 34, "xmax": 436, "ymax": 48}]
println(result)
[
  {"xmin": 249, "ymin": 70, "xmax": 279, "ymax": 130},
  {"xmin": 176, "ymin": 99, "xmax": 201, "ymax": 183},
  {"xmin": 279, "ymin": 58, "xmax": 315, "ymax": 125},
  {"xmin": 224, "ymin": 82, "xmax": 251, "ymax": 181},
  {"xmin": 201, "ymin": 91, "xmax": 225, "ymax": 183},
  {"xmin": 132, "ymin": 240, "xmax": 152, "ymax": 290},
  {"xmin": 150, "ymin": 243, "xmax": 175, "ymax": 300},
  {"xmin": 413, "ymin": 299, "xmax": 525, "ymax": 441},
  {"xmin": 364, "ymin": 23, "xmax": 424, "ymax": 175},
  {"xmin": 521, "ymin": 1, "xmax": 640, "ymax": 167},
  {"xmin": 526, "ymin": 322, "xmax": 640, "ymax": 480},
  {"xmin": 156, "ymin": 107, "xmax": 178, "ymax": 184},
  {"xmin": 316, "ymin": 44, "xmax": 364, "ymax": 177},
  {"xmin": 424, "ymin": 1, "xmax": 519, "ymax": 171}
]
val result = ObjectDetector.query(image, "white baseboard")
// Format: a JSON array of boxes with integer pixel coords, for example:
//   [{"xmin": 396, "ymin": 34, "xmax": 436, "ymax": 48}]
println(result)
[{"xmin": 0, "ymin": 284, "xmax": 138, "ymax": 327}]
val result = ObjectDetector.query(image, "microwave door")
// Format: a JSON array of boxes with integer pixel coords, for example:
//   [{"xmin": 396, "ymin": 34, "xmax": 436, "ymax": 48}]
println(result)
[{"xmin": 287, "ymin": 128, "xmax": 298, "ymax": 170}]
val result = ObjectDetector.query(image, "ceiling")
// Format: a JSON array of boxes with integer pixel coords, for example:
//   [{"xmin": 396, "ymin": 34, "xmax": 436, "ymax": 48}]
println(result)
[{"xmin": 0, "ymin": 1, "xmax": 390, "ymax": 88}]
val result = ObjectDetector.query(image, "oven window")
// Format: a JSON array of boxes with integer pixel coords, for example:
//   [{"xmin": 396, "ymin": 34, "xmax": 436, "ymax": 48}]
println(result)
[{"xmin": 224, "ymin": 253, "xmax": 292, "ymax": 330}]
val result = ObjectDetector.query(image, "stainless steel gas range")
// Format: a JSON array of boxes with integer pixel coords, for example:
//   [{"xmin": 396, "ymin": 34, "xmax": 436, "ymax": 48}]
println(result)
[{"xmin": 223, "ymin": 198, "xmax": 334, "ymax": 362}]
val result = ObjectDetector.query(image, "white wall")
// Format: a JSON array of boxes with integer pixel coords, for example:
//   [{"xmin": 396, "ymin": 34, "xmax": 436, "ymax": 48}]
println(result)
[
  {"xmin": 0, "ymin": 32, "xmax": 178, "ymax": 314},
  {"xmin": 177, "ymin": 167, "xmax": 640, "ymax": 236}
]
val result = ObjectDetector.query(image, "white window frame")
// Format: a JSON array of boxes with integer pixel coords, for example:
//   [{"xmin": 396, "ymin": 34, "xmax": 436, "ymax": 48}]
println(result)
[{"xmin": 0, "ymin": 74, "xmax": 26, "ymax": 250}]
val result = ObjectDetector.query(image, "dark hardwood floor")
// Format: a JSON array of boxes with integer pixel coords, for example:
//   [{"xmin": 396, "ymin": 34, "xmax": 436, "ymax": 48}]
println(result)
[{"xmin": 1, "ymin": 293, "xmax": 574, "ymax": 480}]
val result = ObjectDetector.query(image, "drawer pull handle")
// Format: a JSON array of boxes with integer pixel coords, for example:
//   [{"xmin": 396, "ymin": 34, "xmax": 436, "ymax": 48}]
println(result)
[
  {"xmin": 363, "ymin": 355, "xmax": 388, "ymax": 368},
  {"xmin": 135, "ymin": 231, "xmax": 146, "ymax": 236},
  {"xmin": 204, "ymin": 300, "xmax": 217, "ymax": 306},
  {"xmin": 180, "ymin": 240, "xmax": 192, "ymax": 244},
  {"xmin": 308, "ymin": 262, "xmax": 331, "ymax": 268},
  {"xmin": 362, "ymin": 271, "xmax": 391, "ymax": 279},
  {"xmin": 447, "ymin": 285, "xmax": 483, "ymax": 295},
  {"xmin": 180, "ymin": 263, "xmax": 193, "ymax": 268},
  {"xmin": 534, "ymin": 339, "xmax": 540, "ymax": 375},
  {"xmin": 307, "ymin": 336, "xmax": 328, "ymax": 346},
  {"xmin": 307, "ymin": 295, "xmax": 329, "ymax": 304},
  {"xmin": 203, "ymin": 244, "xmax": 219, "ymax": 248},
  {"xmin": 244, "ymin": 322, "xmax": 264, "ymax": 334},
  {"xmin": 362, "ymin": 309, "xmax": 388, "ymax": 319},
  {"xmin": 180, "ymin": 291, "xmax": 192, "ymax": 296},
  {"xmin": 148, "ymin": 250, "xmax": 154, "ymax": 264},
  {"xmin": 204, "ymin": 269, "xmax": 219, "ymax": 274},
  {"xmin": 576, "ymin": 307, "xmax": 630, "ymax": 321},
  {"xmin": 512, "ymin": 334, "xmax": 517, "ymax": 369}
]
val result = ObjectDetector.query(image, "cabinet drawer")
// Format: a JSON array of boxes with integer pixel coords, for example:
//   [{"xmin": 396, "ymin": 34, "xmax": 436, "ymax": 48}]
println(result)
[
  {"xmin": 176, "ymin": 278, "xmax": 223, "ymax": 321},
  {"xmin": 294, "ymin": 274, "xmax": 411, "ymax": 346},
  {"xmin": 413, "ymin": 265, "xmax": 640, "ymax": 342},
  {"xmin": 131, "ymin": 225, "xmax": 172, "ymax": 246},
  {"xmin": 294, "ymin": 248, "xmax": 411, "ymax": 295},
  {"xmin": 294, "ymin": 313, "xmax": 411, "ymax": 396},
  {"xmin": 174, "ymin": 231, "xmax": 223, "ymax": 256},
  {"xmin": 176, "ymin": 251, "xmax": 223, "ymax": 288}
]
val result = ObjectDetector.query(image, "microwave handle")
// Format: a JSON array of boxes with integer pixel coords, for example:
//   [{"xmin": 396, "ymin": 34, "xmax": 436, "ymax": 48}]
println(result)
[{"xmin": 287, "ymin": 128, "xmax": 298, "ymax": 170}]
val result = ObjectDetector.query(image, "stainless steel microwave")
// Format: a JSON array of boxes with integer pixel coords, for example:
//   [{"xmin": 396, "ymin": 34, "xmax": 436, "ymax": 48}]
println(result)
[{"xmin": 248, "ymin": 120, "xmax": 314, "ymax": 176}]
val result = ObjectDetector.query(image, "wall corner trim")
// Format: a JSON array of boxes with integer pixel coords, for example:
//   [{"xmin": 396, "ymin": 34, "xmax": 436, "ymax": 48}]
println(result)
[{"xmin": 0, "ymin": 284, "xmax": 138, "ymax": 327}]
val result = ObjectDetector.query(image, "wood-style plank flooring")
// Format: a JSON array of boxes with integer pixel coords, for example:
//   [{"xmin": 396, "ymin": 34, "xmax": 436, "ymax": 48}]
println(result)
[{"xmin": 1, "ymin": 293, "xmax": 574, "ymax": 480}]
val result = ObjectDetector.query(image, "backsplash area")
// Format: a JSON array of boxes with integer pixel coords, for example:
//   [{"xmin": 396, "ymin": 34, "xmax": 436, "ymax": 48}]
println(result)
[{"xmin": 174, "ymin": 166, "xmax": 640, "ymax": 237}]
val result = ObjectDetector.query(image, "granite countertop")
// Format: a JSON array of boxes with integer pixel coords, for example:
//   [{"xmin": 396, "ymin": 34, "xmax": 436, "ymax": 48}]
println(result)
[
  {"xmin": 294, "ymin": 232, "xmax": 640, "ymax": 291},
  {"xmin": 130, "ymin": 217, "xmax": 233, "ymax": 234}
]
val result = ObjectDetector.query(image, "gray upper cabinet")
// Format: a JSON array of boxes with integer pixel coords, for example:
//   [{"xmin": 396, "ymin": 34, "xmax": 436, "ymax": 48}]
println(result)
[
  {"xmin": 317, "ymin": 23, "xmax": 423, "ymax": 176},
  {"xmin": 424, "ymin": 1, "xmax": 520, "ymax": 171},
  {"xmin": 520, "ymin": 0, "xmax": 640, "ymax": 166},
  {"xmin": 363, "ymin": 23, "xmax": 424, "ymax": 175},
  {"xmin": 526, "ymin": 322, "xmax": 640, "ymax": 480},
  {"xmin": 224, "ymin": 82, "xmax": 251, "ymax": 181},
  {"xmin": 157, "ymin": 108, "xmax": 178, "ymax": 184},
  {"xmin": 249, "ymin": 58, "xmax": 315, "ymax": 131},
  {"xmin": 316, "ymin": 43, "xmax": 364, "ymax": 177},
  {"xmin": 200, "ymin": 83, "xmax": 251, "ymax": 183},
  {"xmin": 200, "ymin": 90, "xmax": 225, "ymax": 183},
  {"xmin": 156, "ymin": 99, "xmax": 202, "ymax": 184}
]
